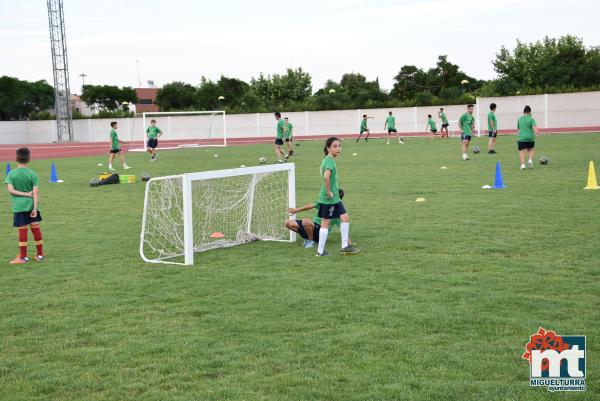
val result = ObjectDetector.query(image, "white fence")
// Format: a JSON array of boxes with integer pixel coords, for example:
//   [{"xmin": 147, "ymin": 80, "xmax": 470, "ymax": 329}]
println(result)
[{"xmin": 1, "ymin": 91, "xmax": 600, "ymax": 145}]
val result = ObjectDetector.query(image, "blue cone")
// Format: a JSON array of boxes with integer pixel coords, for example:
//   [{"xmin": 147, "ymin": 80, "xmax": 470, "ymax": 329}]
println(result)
[
  {"xmin": 49, "ymin": 162, "xmax": 59, "ymax": 183},
  {"xmin": 493, "ymin": 161, "xmax": 505, "ymax": 189},
  {"xmin": 5, "ymin": 162, "xmax": 10, "ymax": 176}
]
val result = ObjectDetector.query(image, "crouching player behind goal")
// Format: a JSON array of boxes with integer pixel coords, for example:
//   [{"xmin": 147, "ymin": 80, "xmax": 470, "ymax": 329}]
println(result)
[{"xmin": 285, "ymin": 189, "xmax": 348, "ymax": 248}]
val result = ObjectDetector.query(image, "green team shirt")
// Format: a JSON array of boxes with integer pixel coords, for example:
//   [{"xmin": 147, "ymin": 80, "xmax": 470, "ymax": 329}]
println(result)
[
  {"xmin": 276, "ymin": 119, "xmax": 286, "ymax": 139},
  {"xmin": 459, "ymin": 113, "xmax": 475, "ymax": 135},
  {"xmin": 488, "ymin": 111, "xmax": 497, "ymax": 132},
  {"xmin": 318, "ymin": 156, "xmax": 341, "ymax": 205},
  {"xmin": 360, "ymin": 119, "xmax": 368, "ymax": 132},
  {"xmin": 146, "ymin": 126, "xmax": 162, "ymax": 139},
  {"xmin": 385, "ymin": 116, "xmax": 396, "ymax": 130},
  {"xmin": 110, "ymin": 129, "xmax": 119, "ymax": 150},
  {"xmin": 4, "ymin": 167, "xmax": 39, "ymax": 212},
  {"xmin": 285, "ymin": 122, "xmax": 293, "ymax": 139},
  {"xmin": 312, "ymin": 201, "xmax": 340, "ymax": 228},
  {"xmin": 440, "ymin": 112, "xmax": 448, "ymax": 124},
  {"xmin": 517, "ymin": 115, "xmax": 537, "ymax": 142},
  {"xmin": 427, "ymin": 118, "xmax": 437, "ymax": 131}
]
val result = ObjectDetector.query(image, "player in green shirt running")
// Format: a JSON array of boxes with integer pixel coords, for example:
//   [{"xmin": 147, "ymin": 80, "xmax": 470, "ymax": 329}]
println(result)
[
  {"xmin": 285, "ymin": 189, "xmax": 346, "ymax": 248},
  {"xmin": 4, "ymin": 148, "xmax": 45, "ymax": 264},
  {"xmin": 426, "ymin": 115, "xmax": 438, "ymax": 138},
  {"xmin": 316, "ymin": 137, "xmax": 359, "ymax": 256},
  {"xmin": 356, "ymin": 114, "xmax": 371, "ymax": 142},
  {"xmin": 438, "ymin": 108, "xmax": 450, "ymax": 139},
  {"xmin": 487, "ymin": 103, "xmax": 498, "ymax": 154},
  {"xmin": 145, "ymin": 119, "xmax": 163, "ymax": 161},
  {"xmin": 458, "ymin": 104, "xmax": 476, "ymax": 160},
  {"xmin": 384, "ymin": 111, "xmax": 404, "ymax": 144},
  {"xmin": 274, "ymin": 112, "xmax": 287, "ymax": 163},
  {"xmin": 108, "ymin": 121, "xmax": 132, "ymax": 171},
  {"xmin": 284, "ymin": 117, "xmax": 294, "ymax": 158},
  {"xmin": 517, "ymin": 105, "xmax": 539, "ymax": 170}
]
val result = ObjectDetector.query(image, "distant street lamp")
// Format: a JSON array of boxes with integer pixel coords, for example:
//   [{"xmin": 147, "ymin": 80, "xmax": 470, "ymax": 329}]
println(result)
[
  {"xmin": 218, "ymin": 95, "xmax": 225, "ymax": 109},
  {"xmin": 460, "ymin": 79, "xmax": 469, "ymax": 93},
  {"xmin": 79, "ymin": 73, "xmax": 87, "ymax": 92}
]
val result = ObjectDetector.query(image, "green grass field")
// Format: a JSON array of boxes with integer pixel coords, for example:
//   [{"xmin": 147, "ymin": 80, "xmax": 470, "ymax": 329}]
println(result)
[{"xmin": 1, "ymin": 133, "xmax": 599, "ymax": 400}]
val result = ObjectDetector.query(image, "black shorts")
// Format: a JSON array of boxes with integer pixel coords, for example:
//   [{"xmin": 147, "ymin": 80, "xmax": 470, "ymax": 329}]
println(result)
[
  {"xmin": 295, "ymin": 219, "xmax": 309, "ymax": 240},
  {"xmin": 360, "ymin": 129, "xmax": 369, "ymax": 134},
  {"xmin": 461, "ymin": 134, "xmax": 472, "ymax": 142},
  {"xmin": 275, "ymin": 138, "xmax": 284, "ymax": 145},
  {"xmin": 313, "ymin": 223, "xmax": 321, "ymax": 241},
  {"xmin": 110, "ymin": 148, "xmax": 121, "ymax": 154},
  {"xmin": 13, "ymin": 211, "xmax": 42, "ymax": 227},
  {"xmin": 442, "ymin": 123, "xmax": 449, "ymax": 128},
  {"xmin": 431, "ymin": 129, "xmax": 438, "ymax": 134},
  {"xmin": 285, "ymin": 137, "xmax": 293, "ymax": 142},
  {"xmin": 518, "ymin": 141, "xmax": 535, "ymax": 150},
  {"xmin": 317, "ymin": 202, "xmax": 346, "ymax": 219},
  {"xmin": 488, "ymin": 131, "xmax": 497, "ymax": 138},
  {"xmin": 388, "ymin": 129, "xmax": 397, "ymax": 133},
  {"xmin": 147, "ymin": 138, "xmax": 158, "ymax": 149}
]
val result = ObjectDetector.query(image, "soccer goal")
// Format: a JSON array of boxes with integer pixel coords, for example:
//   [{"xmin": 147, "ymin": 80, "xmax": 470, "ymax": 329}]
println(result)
[
  {"xmin": 131, "ymin": 110, "xmax": 227, "ymax": 152},
  {"xmin": 140, "ymin": 163, "xmax": 296, "ymax": 265}
]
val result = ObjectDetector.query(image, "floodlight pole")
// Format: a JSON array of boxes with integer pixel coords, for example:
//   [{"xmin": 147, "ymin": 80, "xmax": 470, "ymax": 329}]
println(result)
[{"xmin": 46, "ymin": 0, "xmax": 73, "ymax": 142}]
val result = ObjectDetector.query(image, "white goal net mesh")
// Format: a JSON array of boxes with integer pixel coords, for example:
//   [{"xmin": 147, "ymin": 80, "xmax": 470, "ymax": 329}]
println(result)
[{"xmin": 140, "ymin": 165, "xmax": 294, "ymax": 265}]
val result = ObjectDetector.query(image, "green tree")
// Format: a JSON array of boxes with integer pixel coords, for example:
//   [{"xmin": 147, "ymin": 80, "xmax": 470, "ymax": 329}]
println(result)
[
  {"xmin": 155, "ymin": 81, "xmax": 197, "ymax": 111},
  {"xmin": 0, "ymin": 76, "xmax": 55, "ymax": 120},
  {"xmin": 81, "ymin": 85, "xmax": 137, "ymax": 111},
  {"xmin": 250, "ymin": 68, "xmax": 312, "ymax": 109}
]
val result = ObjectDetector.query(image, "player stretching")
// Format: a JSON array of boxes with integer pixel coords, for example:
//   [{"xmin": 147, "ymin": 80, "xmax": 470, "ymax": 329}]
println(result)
[
  {"xmin": 284, "ymin": 117, "xmax": 294, "ymax": 157},
  {"xmin": 4, "ymin": 148, "xmax": 45, "ymax": 264},
  {"xmin": 274, "ymin": 112, "xmax": 287, "ymax": 163},
  {"xmin": 517, "ymin": 105, "xmax": 539, "ymax": 170},
  {"xmin": 316, "ymin": 137, "xmax": 359, "ymax": 256},
  {"xmin": 146, "ymin": 119, "xmax": 163, "ymax": 161},
  {"xmin": 487, "ymin": 103, "xmax": 498, "ymax": 154},
  {"xmin": 285, "ymin": 189, "xmax": 345, "ymax": 248},
  {"xmin": 384, "ymin": 111, "xmax": 404, "ymax": 144},
  {"xmin": 458, "ymin": 105, "xmax": 475, "ymax": 160},
  {"xmin": 356, "ymin": 114, "xmax": 370, "ymax": 142},
  {"xmin": 438, "ymin": 108, "xmax": 450, "ymax": 138}
]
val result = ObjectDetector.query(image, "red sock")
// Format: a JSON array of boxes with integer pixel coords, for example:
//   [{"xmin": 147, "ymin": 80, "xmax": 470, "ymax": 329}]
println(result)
[
  {"xmin": 18, "ymin": 227, "xmax": 28, "ymax": 259},
  {"xmin": 30, "ymin": 224, "xmax": 44, "ymax": 256}
]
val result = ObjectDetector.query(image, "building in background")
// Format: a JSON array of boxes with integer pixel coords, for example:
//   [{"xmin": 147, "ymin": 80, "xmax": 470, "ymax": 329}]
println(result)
[
  {"xmin": 71, "ymin": 94, "xmax": 95, "ymax": 116},
  {"xmin": 135, "ymin": 80, "xmax": 159, "ymax": 113}
]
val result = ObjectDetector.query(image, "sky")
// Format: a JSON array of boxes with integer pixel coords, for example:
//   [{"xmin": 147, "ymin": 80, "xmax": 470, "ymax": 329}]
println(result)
[{"xmin": 1, "ymin": 0, "xmax": 600, "ymax": 94}]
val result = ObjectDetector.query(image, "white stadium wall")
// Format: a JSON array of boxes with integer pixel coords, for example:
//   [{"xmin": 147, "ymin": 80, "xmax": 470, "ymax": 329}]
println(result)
[{"xmin": 1, "ymin": 91, "xmax": 599, "ymax": 145}]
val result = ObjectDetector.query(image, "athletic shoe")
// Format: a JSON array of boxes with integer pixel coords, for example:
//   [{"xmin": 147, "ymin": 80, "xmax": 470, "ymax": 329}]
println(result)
[
  {"xmin": 528, "ymin": 160, "xmax": 534, "ymax": 169},
  {"xmin": 387, "ymin": 141, "xmax": 390, "ymax": 145},
  {"xmin": 109, "ymin": 167, "xmax": 115, "ymax": 171},
  {"xmin": 35, "ymin": 254, "xmax": 45, "ymax": 262},
  {"xmin": 304, "ymin": 240, "xmax": 316, "ymax": 248},
  {"xmin": 316, "ymin": 250, "xmax": 330, "ymax": 257},
  {"xmin": 488, "ymin": 150, "xmax": 496, "ymax": 154},
  {"xmin": 463, "ymin": 157, "xmax": 470, "ymax": 161},
  {"xmin": 124, "ymin": 165, "xmax": 132, "ymax": 170},
  {"xmin": 340, "ymin": 245, "xmax": 360, "ymax": 255},
  {"xmin": 399, "ymin": 140, "xmax": 405, "ymax": 144},
  {"xmin": 520, "ymin": 164, "xmax": 526, "ymax": 170},
  {"xmin": 9, "ymin": 256, "xmax": 29, "ymax": 264},
  {"xmin": 276, "ymin": 160, "xmax": 283, "ymax": 164},
  {"xmin": 284, "ymin": 154, "xmax": 289, "ymax": 162}
]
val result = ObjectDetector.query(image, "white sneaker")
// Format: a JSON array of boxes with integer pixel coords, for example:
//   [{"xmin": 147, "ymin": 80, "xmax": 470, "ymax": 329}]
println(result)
[
  {"xmin": 123, "ymin": 165, "xmax": 132, "ymax": 170},
  {"xmin": 386, "ymin": 141, "xmax": 390, "ymax": 145},
  {"xmin": 109, "ymin": 166, "xmax": 115, "ymax": 171},
  {"xmin": 528, "ymin": 160, "xmax": 533, "ymax": 169},
  {"xmin": 520, "ymin": 164, "xmax": 526, "ymax": 170}
]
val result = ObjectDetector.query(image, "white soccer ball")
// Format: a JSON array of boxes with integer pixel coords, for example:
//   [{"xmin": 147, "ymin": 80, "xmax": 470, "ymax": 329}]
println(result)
[{"xmin": 259, "ymin": 157, "xmax": 266, "ymax": 164}]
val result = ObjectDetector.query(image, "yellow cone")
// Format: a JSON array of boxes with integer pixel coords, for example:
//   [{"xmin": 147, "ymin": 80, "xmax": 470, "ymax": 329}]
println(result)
[{"xmin": 584, "ymin": 161, "xmax": 600, "ymax": 190}]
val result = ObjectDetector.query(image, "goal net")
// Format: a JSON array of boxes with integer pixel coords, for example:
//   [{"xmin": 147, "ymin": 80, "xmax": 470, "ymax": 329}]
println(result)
[
  {"xmin": 131, "ymin": 110, "xmax": 226, "ymax": 152},
  {"xmin": 140, "ymin": 163, "xmax": 296, "ymax": 265}
]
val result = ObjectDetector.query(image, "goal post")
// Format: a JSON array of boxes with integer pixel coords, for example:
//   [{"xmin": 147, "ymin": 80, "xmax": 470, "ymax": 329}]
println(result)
[
  {"xmin": 132, "ymin": 110, "xmax": 227, "ymax": 152},
  {"xmin": 140, "ymin": 163, "xmax": 296, "ymax": 265}
]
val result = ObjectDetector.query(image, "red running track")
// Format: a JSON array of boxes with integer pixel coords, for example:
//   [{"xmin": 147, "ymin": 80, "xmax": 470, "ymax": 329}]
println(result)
[{"xmin": 1, "ymin": 127, "xmax": 598, "ymax": 162}]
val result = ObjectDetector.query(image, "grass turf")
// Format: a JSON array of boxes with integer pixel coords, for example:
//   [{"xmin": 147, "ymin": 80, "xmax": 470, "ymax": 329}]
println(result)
[{"xmin": 1, "ymin": 133, "xmax": 599, "ymax": 400}]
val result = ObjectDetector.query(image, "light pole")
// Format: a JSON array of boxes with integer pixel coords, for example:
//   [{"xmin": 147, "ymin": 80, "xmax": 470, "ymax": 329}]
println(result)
[
  {"xmin": 79, "ymin": 73, "xmax": 87, "ymax": 92},
  {"xmin": 218, "ymin": 95, "xmax": 225, "ymax": 109}
]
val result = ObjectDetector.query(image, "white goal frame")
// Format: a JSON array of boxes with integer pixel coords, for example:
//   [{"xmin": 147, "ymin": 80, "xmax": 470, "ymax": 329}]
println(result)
[
  {"xmin": 135, "ymin": 110, "xmax": 227, "ymax": 151},
  {"xmin": 140, "ymin": 163, "xmax": 296, "ymax": 265}
]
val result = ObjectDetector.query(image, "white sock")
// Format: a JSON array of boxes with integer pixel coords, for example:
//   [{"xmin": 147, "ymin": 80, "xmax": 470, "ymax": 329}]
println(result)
[
  {"xmin": 317, "ymin": 228, "xmax": 328, "ymax": 254},
  {"xmin": 108, "ymin": 163, "xmax": 112, "ymax": 169},
  {"xmin": 463, "ymin": 153, "xmax": 468, "ymax": 159},
  {"xmin": 341, "ymin": 222, "xmax": 349, "ymax": 248},
  {"xmin": 528, "ymin": 159, "xmax": 533, "ymax": 163}
]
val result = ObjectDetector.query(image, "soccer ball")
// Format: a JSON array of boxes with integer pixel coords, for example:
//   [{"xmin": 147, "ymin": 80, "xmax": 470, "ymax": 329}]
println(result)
[
  {"xmin": 539, "ymin": 155, "xmax": 549, "ymax": 165},
  {"xmin": 89, "ymin": 178, "xmax": 100, "ymax": 187},
  {"xmin": 473, "ymin": 145, "xmax": 480, "ymax": 154},
  {"xmin": 141, "ymin": 172, "xmax": 151, "ymax": 181},
  {"xmin": 259, "ymin": 157, "xmax": 266, "ymax": 164}
]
